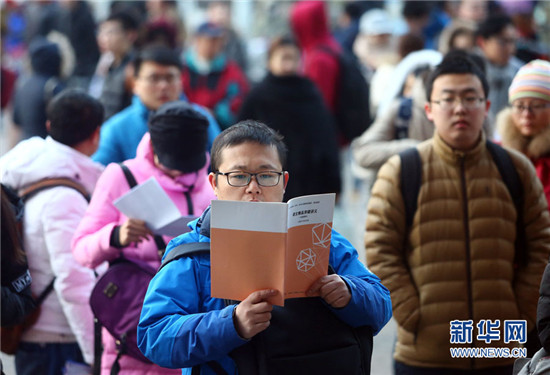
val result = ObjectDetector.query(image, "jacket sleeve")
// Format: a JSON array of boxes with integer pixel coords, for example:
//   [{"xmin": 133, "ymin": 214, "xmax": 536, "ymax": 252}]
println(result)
[
  {"xmin": 42, "ymin": 188, "xmax": 97, "ymax": 365},
  {"xmin": 510, "ymin": 150, "xmax": 550, "ymax": 330},
  {"xmin": 365, "ymin": 155, "xmax": 421, "ymax": 333},
  {"xmin": 71, "ymin": 164, "xmax": 126, "ymax": 268},
  {"xmin": 327, "ymin": 230, "xmax": 392, "ymax": 335},
  {"xmin": 351, "ymin": 101, "xmax": 419, "ymax": 170},
  {"xmin": 213, "ymin": 63, "xmax": 249, "ymax": 129},
  {"xmin": 138, "ymin": 251, "xmax": 247, "ymax": 369}
]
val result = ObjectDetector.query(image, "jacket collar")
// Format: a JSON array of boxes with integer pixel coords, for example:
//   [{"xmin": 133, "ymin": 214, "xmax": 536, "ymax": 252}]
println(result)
[
  {"xmin": 433, "ymin": 130, "xmax": 486, "ymax": 166},
  {"xmin": 196, "ymin": 205, "xmax": 212, "ymax": 238}
]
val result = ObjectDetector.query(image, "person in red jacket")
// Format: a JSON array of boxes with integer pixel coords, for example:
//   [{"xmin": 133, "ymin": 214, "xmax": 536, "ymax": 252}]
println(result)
[
  {"xmin": 497, "ymin": 59, "xmax": 550, "ymax": 207},
  {"xmin": 181, "ymin": 22, "xmax": 249, "ymax": 130},
  {"xmin": 290, "ymin": 1, "xmax": 341, "ymax": 113}
]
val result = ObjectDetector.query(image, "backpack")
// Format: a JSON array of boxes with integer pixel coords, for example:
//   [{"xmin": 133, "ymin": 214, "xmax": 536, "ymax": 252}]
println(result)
[
  {"xmin": 398, "ymin": 140, "xmax": 526, "ymax": 267},
  {"xmin": 317, "ymin": 46, "xmax": 371, "ymax": 143},
  {"xmin": 160, "ymin": 242, "xmax": 374, "ymax": 375},
  {"xmin": 0, "ymin": 179, "xmax": 90, "ymax": 355},
  {"xmin": 89, "ymin": 164, "xmax": 170, "ymax": 374}
]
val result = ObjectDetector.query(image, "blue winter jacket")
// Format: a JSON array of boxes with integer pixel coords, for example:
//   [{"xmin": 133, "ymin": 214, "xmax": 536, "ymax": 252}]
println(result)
[
  {"xmin": 138, "ymin": 207, "xmax": 392, "ymax": 374},
  {"xmin": 92, "ymin": 95, "xmax": 221, "ymax": 166}
]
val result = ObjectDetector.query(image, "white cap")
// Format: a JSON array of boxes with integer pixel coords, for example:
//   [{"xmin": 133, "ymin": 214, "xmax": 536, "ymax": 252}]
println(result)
[{"xmin": 359, "ymin": 9, "xmax": 394, "ymax": 36}]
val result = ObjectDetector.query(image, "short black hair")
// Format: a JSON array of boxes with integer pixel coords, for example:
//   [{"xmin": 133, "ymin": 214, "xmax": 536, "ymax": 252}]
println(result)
[
  {"xmin": 476, "ymin": 15, "xmax": 514, "ymax": 40},
  {"xmin": 425, "ymin": 50, "xmax": 490, "ymax": 100},
  {"xmin": 267, "ymin": 35, "xmax": 298, "ymax": 61},
  {"xmin": 403, "ymin": 1, "xmax": 432, "ymax": 19},
  {"xmin": 210, "ymin": 120, "xmax": 288, "ymax": 172},
  {"xmin": 47, "ymin": 89, "xmax": 104, "ymax": 146},
  {"xmin": 106, "ymin": 11, "xmax": 139, "ymax": 32},
  {"xmin": 133, "ymin": 46, "xmax": 182, "ymax": 77}
]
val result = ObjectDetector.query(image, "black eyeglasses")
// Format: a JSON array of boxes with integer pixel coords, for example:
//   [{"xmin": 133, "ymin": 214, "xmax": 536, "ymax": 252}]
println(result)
[{"xmin": 216, "ymin": 171, "xmax": 284, "ymax": 187}]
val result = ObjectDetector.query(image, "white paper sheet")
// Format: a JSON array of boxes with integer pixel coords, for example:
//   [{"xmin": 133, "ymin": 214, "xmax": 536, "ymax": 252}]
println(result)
[{"xmin": 113, "ymin": 177, "xmax": 196, "ymax": 236}]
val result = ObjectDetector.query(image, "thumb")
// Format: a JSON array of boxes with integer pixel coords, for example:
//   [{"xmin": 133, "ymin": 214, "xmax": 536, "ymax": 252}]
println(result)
[{"xmin": 248, "ymin": 289, "xmax": 278, "ymax": 304}]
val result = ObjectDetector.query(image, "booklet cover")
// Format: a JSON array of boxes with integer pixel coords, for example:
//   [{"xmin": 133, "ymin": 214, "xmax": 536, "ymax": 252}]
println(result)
[
  {"xmin": 210, "ymin": 193, "xmax": 335, "ymax": 306},
  {"xmin": 113, "ymin": 177, "xmax": 196, "ymax": 237}
]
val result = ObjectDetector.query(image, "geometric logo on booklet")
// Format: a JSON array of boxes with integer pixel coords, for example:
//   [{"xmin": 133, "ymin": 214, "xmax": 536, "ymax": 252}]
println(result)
[
  {"xmin": 296, "ymin": 248, "xmax": 317, "ymax": 272},
  {"xmin": 312, "ymin": 223, "xmax": 331, "ymax": 248}
]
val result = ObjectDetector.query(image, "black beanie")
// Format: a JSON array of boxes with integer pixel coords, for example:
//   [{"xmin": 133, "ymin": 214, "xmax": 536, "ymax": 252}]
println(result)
[{"xmin": 148, "ymin": 101, "xmax": 209, "ymax": 173}]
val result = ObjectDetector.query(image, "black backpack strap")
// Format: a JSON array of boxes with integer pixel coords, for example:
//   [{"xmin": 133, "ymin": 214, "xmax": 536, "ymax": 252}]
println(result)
[
  {"xmin": 399, "ymin": 147, "xmax": 422, "ymax": 230},
  {"xmin": 118, "ymin": 163, "xmax": 167, "ymax": 255},
  {"xmin": 485, "ymin": 140, "xmax": 526, "ymax": 267},
  {"xmin": 158, "ymin": 242, "xmax": 211, "ymax": 272},
  {"xmin": 34, "ymin": 277, "xmax": 56, "ymax": 305}
]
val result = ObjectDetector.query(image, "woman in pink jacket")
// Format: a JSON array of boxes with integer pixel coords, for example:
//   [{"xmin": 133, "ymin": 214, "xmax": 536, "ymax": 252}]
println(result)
[{"xmin": 72, "ymin": 101, "xmax": 216, "ymax": 375}]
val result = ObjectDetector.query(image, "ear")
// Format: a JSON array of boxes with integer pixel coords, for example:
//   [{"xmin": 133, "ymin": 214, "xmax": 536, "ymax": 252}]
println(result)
[
  {"xmin": 45, "ymin": 120, "xmax": 52, "ymax": 133},
  {"xmin": 425, "ymin": 102, "xmax": 434, "ymax": 122},
  {"xmin": 282, "ymin": 171, "xmax": 289, "ymax": 191},
  {"xmin": 208, "ymin": 172, "xmax": 218, "ymax": 196}
]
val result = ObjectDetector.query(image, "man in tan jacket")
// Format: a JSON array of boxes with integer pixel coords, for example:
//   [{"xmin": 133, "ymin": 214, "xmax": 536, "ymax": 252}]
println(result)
[{"xmin": 366, "ymin": 52, "xmax": 550, "ymax": 374}]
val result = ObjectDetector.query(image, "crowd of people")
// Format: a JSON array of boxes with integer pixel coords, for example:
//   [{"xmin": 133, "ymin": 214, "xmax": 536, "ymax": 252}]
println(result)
[{"xmin": 1, "ymin": 1, "xmax": 550, "ymax": 375}]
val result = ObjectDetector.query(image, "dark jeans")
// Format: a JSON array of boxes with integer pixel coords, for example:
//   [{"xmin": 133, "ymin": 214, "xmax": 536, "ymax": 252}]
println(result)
[
  {"xmin": 15, "ymin": 342, "xmax": 84, "ymax": 375},
  {"xmin": 395, "ymin": 361, "xmax": 514, "ymax": 375}
]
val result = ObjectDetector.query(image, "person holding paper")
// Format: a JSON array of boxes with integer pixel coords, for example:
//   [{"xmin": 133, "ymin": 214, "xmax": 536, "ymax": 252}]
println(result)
[
  {"xmin": 137, "ymin": 120, "xmax": 392, "ymax": 374},
  {"xmin": 71, "ymin": 101, "xmax": 216, "ymax": 375}
]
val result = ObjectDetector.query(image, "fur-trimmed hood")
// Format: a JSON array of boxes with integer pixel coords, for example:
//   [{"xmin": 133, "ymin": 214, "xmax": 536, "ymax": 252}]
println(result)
[{"xmin": 497, "ymin": 107, "xmax": 550, "ymax": 159}]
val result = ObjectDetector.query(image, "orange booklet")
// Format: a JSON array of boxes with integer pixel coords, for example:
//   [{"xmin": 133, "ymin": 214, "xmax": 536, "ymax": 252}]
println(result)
[{"xmin": 210, "ymin": 193, "xmax": 335, "ymax": 306}]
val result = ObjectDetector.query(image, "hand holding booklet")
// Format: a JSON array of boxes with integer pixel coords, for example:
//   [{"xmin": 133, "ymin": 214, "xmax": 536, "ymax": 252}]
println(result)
[
  {"xmin": 210, "ymin": 193, "xmax": 335, "ymax": 306},
  {"xmin": 113, "ymin": 177, "xmax": 197, "ymax": 237}
]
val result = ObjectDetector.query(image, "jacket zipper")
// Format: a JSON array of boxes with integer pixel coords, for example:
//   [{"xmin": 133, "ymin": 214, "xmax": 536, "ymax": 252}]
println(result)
[{"xmin": 459, "ymin": 156, "xmax": 475, "ymax": 369}]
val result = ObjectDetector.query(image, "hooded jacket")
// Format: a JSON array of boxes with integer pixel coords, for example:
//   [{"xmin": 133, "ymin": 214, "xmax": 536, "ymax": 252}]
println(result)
[
  {"xmin": 72, "ymin": 133, "xmax": 216, "ymax": 374},
  {"xmin": 290, "ymin": 1, "xmax": 341, "ymax": 112},
  {"xmin": 137, "ymin": 207, "xmax": 392, "ymax": 375},
  {"xmin": 497, "ymin": 107, "xmax": 550, "ymax": 207},
  {"xmin": 366, "ymin": 132, "xmax": 550, "ymax": 369},
  {"xmin": 0, "ymin": 136, "xmax": 104, "ymax": 364}
]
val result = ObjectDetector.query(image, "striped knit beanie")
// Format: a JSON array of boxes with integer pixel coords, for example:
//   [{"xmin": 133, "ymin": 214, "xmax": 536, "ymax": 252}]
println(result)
[{"xmin": 508, "ymin": 59, "xmax": 550, "ymax": 103}]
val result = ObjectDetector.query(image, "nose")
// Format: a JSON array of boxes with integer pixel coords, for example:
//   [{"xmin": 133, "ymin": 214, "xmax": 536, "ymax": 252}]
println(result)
[
  {"xmin": 245, "ymin": 175, "xmax": 261, "ymax": 194},
  {"xmin": 453, "ymin": 98, "xmax": 467, "ymax": 113}
]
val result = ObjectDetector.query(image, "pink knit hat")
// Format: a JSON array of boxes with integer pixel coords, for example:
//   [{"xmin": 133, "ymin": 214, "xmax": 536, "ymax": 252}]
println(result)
[{"xmin": 508, "ymin": 59, "xmax": 550, "ymax": 103}]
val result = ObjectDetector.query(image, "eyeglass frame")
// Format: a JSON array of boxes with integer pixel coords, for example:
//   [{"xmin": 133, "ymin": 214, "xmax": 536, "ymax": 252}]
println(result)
[
  {"xmin": 430, "ymin": 96, "xmax": 486, "ymax": 110},
  {"xmin": 215, "ymin": 171, "xmax": 285, "ymax": 187},
  {"xmin": 510, "ymin": 102, "xmax": 550, "ymax": 115}
]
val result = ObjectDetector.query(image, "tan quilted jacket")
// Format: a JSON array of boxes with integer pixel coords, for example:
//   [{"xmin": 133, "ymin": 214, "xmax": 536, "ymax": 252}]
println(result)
[{"xmin": 366, "ymin": 132, "xmax": 550, "ymax": 369}]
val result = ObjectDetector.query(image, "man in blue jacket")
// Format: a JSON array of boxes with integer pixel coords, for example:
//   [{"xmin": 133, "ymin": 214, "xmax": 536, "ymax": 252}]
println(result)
[
  {"xmin": 137, "ymin": 120, "xmax": 392, "ymax": 374},
  {"xmin": 92, "ymin": 46, "xmax": 220, "ymax": 166}
]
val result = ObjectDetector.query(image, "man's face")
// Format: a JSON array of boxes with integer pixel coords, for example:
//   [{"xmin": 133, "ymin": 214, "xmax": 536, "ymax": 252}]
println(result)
[
  {"xmin": 478, "ymin": 25, "xmax": 518, "ymax": 67},
  {"xmin": 425, "ymin": 73, "xmax": 490, "ymax": 151},
  {"xmin": 133, "ymin": 61, "xmax": 181, "ymax": 110},
  {"xmin": 98, "ymin": 20, "xmax": 129, "ymax": 55},
  {"xmin": 209, "ymin": 142, "xmax": 289, "ymax": 203},
  {"xmin": 511, "ymin": 98, "xmax": 550, "ymax": 137},
  {"xmin": 268, "ymin": 45, "xmax": 300, "ymax": 77},
  {"xmin": 195, "ymin": 35, "xmax": 225, "ymax": 61}
]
